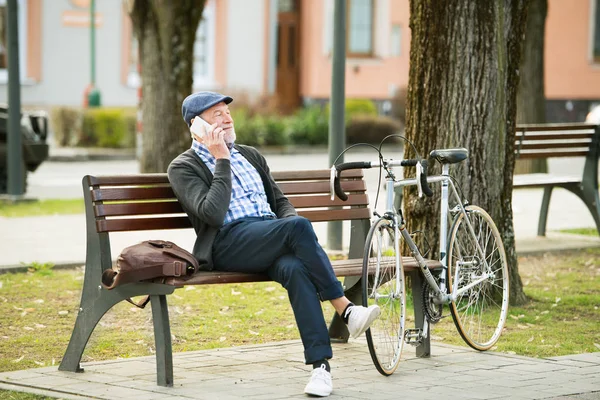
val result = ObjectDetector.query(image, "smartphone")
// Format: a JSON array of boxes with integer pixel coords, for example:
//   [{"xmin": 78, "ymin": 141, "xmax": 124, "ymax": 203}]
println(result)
[{"xmin": 190, "ymin": 117, "xmax": 213, "ymax": 139}]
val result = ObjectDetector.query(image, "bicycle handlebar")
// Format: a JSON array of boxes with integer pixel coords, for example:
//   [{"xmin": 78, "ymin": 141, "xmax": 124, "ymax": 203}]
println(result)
[{"xmin": 330, "ymin": 159, "xmax": 433, "ymax": 201}]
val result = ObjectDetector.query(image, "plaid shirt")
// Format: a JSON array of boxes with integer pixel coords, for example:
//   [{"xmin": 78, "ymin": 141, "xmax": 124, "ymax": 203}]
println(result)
[{"xmin": 192, "ymin": 140, "xmax": 276, "ymax": 224}]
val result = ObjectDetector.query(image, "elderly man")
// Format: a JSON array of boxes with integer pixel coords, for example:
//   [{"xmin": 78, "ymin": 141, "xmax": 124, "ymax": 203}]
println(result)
[{"xmin": 167, "ymin": 91, "xmax": 380, "ymax": 397}]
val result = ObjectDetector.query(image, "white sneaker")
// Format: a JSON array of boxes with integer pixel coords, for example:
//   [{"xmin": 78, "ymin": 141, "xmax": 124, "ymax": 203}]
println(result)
[
  {"xmin": 304, "ymin": 364, "xmax": 332, "ymax": 397},
  {"xmin": 346, "ymin": 304, "xmax": 381, "ymax": 338}
]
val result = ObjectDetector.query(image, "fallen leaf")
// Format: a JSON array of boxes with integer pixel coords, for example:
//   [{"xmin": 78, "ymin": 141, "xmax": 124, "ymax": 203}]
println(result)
[
  {"xmin": 13, "ymin": 355, "xmax": 24, "ymax": 363},
  {"xmin": 248, "ymin": 330, "xmax": 259, "ymax": 336},
  {"xmin": 20, "ymin": 311, "xmax": 27, "ymax": 317},
  {"xmin": 555, "ymin": 297, "xmax": 561, "ymax": 303},
  {"xmin": 13, "ymin": 306, "xmax": 23, "ymax": 311},
  {"xmin": 540, "ymin": 310, "xmax": 549, "ymax": 315},
  {"xmin": 551, "ymin": 304, "xmax": 558, "ymax": 308},
  {"xmin": 231, "ymin": 289, "xmax": 241, "ymax": 295},
  {"xmin": 509, "ymin": 315, "xmax": 519, "ymax": 320},
  {"xmin": 1, "ymin": 336, "xmax": 9, "ymax": 339},
  {"xmin": 527, "ymin": 336, "xmax": 534, "ymax": 343}
]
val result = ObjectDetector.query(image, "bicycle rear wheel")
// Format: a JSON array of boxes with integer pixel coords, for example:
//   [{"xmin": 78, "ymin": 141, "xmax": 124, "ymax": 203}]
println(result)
[
  {"xmin": 447, "ymin": 205, "xmax": 509, "ymax": 350},
  {"xmin": 362, "ymin": 217, "xmax": 405, "ymax": 376}
]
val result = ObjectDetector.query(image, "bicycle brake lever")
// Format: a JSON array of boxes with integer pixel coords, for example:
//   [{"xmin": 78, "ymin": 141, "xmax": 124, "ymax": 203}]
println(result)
[{"xmin": 416, "ymin": 162, "xmax": 424, "ymax": 198}]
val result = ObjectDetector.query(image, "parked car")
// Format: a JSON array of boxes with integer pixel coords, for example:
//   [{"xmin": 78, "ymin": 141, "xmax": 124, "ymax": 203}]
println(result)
[{"xmin": 0, "ymin": 105, "xmax": 49, "ymax": 193}]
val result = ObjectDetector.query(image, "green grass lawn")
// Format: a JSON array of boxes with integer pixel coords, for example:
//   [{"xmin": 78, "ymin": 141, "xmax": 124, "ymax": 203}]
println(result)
[
  {"xmin": 0, "ymin": 199, "xmax": 83, "ymax": 218},
  {"xmin": 0, "ymin": 249, "xmax": 598, "ymax": 399}
]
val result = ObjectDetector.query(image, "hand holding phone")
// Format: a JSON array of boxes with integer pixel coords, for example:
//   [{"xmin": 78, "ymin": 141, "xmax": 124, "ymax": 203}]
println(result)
[{"xmin": 190, "ymin": 117, "xmax": 213, "ymax": 139}]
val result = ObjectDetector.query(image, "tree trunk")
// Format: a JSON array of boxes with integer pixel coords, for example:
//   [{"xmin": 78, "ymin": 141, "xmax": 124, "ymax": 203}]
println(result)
[
  {"xmin": 405, "ymin": 0, "xmax": 529, "ymax": 305},
  {"xmin": 129, "ymin": 0, "xmax": 205, "ymax": 173},
  {"xmin": 515, "ymin": 0, "xmax": 548, "ymax": 174}
]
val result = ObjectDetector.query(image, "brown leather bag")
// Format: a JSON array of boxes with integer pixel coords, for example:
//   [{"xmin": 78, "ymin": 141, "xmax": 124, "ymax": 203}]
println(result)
[{"xmin": 101, "ymin": 240, "xmax": 199, "ymax": 308}]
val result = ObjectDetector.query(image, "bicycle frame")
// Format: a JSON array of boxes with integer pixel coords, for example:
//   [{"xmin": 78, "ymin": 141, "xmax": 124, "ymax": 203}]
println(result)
[{"xmin": 376, "ymin": 161, "xmax": 493, "ymax": 304}]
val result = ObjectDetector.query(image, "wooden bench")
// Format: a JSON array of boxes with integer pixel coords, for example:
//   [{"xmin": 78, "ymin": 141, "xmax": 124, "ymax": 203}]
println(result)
[
  {"xmin": 513, "ymin": 123, "xmax": 600, "ymax": 236},
  {"xmin": 59, "ymin": 169, "xmax": 441, "ymax": 387}
]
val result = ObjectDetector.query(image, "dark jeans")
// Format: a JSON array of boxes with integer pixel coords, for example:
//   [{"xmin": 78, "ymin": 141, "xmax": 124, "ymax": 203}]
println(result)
[{"xmin": 212, "ymin": 215, "xmax": 345, "ymax": 364}]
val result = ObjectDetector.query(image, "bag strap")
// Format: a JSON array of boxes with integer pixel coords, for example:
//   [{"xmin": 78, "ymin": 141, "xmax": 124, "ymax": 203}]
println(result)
[{"xmin": 126, "ymin": 295, "xmax": 151, "ymax": 309}]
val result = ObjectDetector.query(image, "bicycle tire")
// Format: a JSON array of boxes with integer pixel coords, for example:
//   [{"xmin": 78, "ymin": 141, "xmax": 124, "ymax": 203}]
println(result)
[
  {"xmin": 362, "ymin": 217, "xmax": 405, "ymax": 376},
  {"xmin": 447, "ymin": 205, "xmax": 510, "ymax": 350}
]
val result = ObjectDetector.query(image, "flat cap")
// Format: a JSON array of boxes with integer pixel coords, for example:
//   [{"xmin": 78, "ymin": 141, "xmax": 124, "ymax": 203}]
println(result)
[{"xmin": 181, "ymin": 91, "xmax": 233, "ymax": 126}]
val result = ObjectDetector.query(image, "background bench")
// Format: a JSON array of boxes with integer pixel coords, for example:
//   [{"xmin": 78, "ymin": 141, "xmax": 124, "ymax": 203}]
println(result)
[
  {"xmin": 59, "ymin": 170, "xmax": 441, "ymax": 387},
  {"xmin": 513, "ymin": 123, "xmax": 600, "ymax": 236}
]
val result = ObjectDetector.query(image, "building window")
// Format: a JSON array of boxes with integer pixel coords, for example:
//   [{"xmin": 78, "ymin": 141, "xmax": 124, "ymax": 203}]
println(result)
[
  {"xmin": 594, "ymin": 0, "xmax": 600, "ymax": 63},
  {"xmin": 390, "ymin": 24, "xmax": 401, "ymax": 57},
  {"xmin": 193, "ymin": 1, "xmax": 215, "ymax": 88},
  {"xmin": 347, "ymin": 0, "xmax": 374, "ymax": 57},
  {"xmin": 0, "ymin": 0, "xmax": 27, "ymax": 84}
]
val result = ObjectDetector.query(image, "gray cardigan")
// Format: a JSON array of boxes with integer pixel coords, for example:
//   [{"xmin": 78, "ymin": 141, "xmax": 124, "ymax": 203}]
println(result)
[{"xmin": 167, "ymin": 144, "xmax": 297, "ymax": 270}]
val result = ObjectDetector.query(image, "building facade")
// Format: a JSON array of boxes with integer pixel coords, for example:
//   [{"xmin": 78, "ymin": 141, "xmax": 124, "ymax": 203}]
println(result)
[{"xmin": 1, "ymin": 0, "xmax": 599, "ymax": 121}]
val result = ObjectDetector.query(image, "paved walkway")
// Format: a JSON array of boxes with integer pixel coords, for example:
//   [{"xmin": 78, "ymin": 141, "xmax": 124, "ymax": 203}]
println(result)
[{"xmin": 1, "ymin": 340, "xmax": 599, "ymax": 399}]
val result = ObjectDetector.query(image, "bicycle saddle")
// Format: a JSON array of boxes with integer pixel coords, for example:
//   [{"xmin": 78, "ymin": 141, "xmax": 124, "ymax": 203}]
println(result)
[{"xmin": 430, "ymin": 148, "xmax": 468, "ymax": 164}]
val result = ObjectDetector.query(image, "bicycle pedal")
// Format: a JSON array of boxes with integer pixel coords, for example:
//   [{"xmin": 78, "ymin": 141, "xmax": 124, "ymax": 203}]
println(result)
[{"xmin": 404, "ymin": 329, "xmax": 424, "ymax": 345}]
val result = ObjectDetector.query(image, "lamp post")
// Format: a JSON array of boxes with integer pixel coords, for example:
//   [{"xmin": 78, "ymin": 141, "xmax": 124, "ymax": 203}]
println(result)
[
  {"xmin": 327, "ymin": 0, "xmax": 346, "ymax": 251},
  {"xmin": 6, "ymin": 0, "xmax": 24, "ymax": 197},
  {"xmin": 85, "ymin": 0, "xmax": 101, "ymax": 107}
]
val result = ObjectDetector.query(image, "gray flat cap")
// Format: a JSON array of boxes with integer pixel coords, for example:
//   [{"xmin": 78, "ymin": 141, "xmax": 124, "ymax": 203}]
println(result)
[{"xmin": 181, "ymin": 91, "xmax": 233, "ymax": 126}]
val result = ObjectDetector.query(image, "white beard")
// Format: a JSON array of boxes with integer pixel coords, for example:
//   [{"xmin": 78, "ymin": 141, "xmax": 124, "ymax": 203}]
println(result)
[{"xmin": 224, "ymin": 127, "xmax": 236, "ymax": 145}]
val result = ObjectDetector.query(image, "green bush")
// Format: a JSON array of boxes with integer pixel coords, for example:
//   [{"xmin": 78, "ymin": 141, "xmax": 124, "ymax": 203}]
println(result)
[
  {"xmin": 49, "ymin": 107, "xmax": 81, "ymax": 146},
  {"xmin": 346, "ymin": 115, "xmax": 403, "ymax": 144},
  {"xmin": 286, "ymin": 106, "xmax": 329, "ymax": 145},
  {"xmin": 80, "ymin": 108, "xmax": 135, "ymax": 148},
  {"xmin": 325, "ymin": 98, "xmax": 378, "ymax": 121}
]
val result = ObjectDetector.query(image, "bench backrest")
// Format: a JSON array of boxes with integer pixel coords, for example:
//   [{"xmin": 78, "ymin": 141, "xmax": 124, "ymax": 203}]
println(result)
[
  {"xmin": 515, "ymin": 123, "xmax": 599, "ymax": 159},
  {"xmin": 83, "ymin": 169, "xmax": 370, "ymax": 234}
]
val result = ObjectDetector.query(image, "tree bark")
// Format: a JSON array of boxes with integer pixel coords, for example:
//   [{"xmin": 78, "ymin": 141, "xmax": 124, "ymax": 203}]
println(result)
[
  {"xmin": 129, "ymin": 0, "xmax": 205, "ymax": 173},
  {"xmin": 515, "ymin": 0, "xmax": 548, "ymax": 174},
  {"xmin": 405, "ymin": 0, "xmax": 529, "ymax": 305}
]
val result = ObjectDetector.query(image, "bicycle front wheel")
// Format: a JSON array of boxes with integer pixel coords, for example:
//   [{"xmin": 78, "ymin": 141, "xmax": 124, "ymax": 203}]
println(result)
[
  {"xmin": 447, "ymin": 205, "xmax": 509, "ymax": 350},
  {"xmin": 362, "ymin": 217, "xmax": 405, "ymax": 376}
]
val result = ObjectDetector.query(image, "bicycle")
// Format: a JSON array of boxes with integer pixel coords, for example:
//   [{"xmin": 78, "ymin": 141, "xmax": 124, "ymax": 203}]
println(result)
[{"xmin": 330, "ymin": 146, "xmax": 510, "ymax": 376}]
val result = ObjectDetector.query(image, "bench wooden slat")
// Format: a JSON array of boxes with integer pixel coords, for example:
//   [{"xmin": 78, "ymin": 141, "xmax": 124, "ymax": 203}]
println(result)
[
  {"xmin": 165, "ymin": 257, "xmax": 443, "ymax": 287},
  {"xmin": 515, "ymin": 122, "xmax": 597, "ymax": 131},
  {"xmin": 515, "ymin": 132, "xmax": 593, "ymax": 141},
  {"xmin": 278, "ymin": 180, "xmax": 366, "ymax": 195},
  {"xmin": 272, "ymin": 169, "xmax": 363, "ymax": 181},
  {"xmin": 516, "ymin": 150, "xmax": 589, "ymax": 159},
  {"xmin": 95, "ymin": 201, "xmax": 184, "ymax": 217},
  {"xmin": 96, "ymin": 208, "xmax": 370, "ymax": 232},
  {"xmin": 298, "ymin": 208, "xmax": 370, "ymax": 222},
  {"xmin": 92, "ymin": 187, "xmax": 176, "ymax": 202},
  {"xmin": 88, "ymin": 174, "xmax": 169, "ymax": 186},
  {"xmin": 96, "ymin": 216, "xmax": 193, "ymax": 232},
  {"xmin": 517, "ymin": 141, "xmax": 591, "ymax": 150},
  {"xmin": 289, "ymin": 194, "xmax": 368, "ymax": 208}
]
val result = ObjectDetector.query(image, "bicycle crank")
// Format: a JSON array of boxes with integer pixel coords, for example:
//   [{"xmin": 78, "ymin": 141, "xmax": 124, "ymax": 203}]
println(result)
[{"xmin": 422, "ymin": 277, "xmax": 443, "ymax": 323}]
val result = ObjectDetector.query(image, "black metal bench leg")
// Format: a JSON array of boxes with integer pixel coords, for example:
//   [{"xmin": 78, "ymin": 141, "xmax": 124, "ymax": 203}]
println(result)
[
  {"xmin": 151, "ymin": 294, "xmax": 173, "ymax": 387},
  {"xmin": 538, "ymin": 186, "xmax": 554, "ymax": 236},
  {"xmin": 563, "ymin": 185, "xmax": 600, "ymax": 237},
  {"xmin": 59, "ymin": 286, "xmax": 121, "ymax": 373},
  {"xmin": 409, "ymin": 271, "xmax": 430, "ymax": 358}
]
